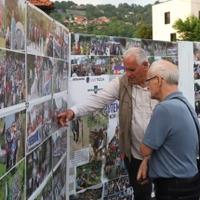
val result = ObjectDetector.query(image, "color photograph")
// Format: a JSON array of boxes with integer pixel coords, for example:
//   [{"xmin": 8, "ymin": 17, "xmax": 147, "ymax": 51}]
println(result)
[
  {"xmin": 52, "ymin": 127, "xmax": 67, "ymax": 169},
  {"xmin": 0, "ymin": 110, "xmax": 25, "ymax": 178},
  {"xmin": 27, "ymin": 3, "xmax": 54, "ymax": 56},
  {"xmin": 0, "ymin": 159, "xmax": 25, "ymax": 200},
  {"xmin": 27, "ymin": 55, "xmax": 53, "ymax": 100},
  {"xmin": 71, "ymin": 55, "xmax": 110, "ymax": 77},
  {"xmin": 53, "ymin": 156, "xmax": 67, "ymax": 199},
  {"xmin": 0, "ymin": 0, "xmax": 26, "ymax": 51},
  {"xmin": 26, "ymin": 138, "xmax": 52, "ymax": 198},
  {"xmin": 52, "ymin": 59, "xmax": 68, "ymax": 93},
  {"xmin": 0, "ymin": 50, "xmax": 25, "ymax": 108}
]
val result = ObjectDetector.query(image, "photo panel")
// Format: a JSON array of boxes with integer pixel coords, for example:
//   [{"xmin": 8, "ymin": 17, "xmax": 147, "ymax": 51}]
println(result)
[
  {"xmin": 194, "ymin": 42, "xmax": 200, "ymax": 62},
  {"xmin": 102, "ymin": 101, "xmax": 127, "ymax": 180},
  {"xmin": 43, "ymin": 99, "xmax": 53, "ymax": 137},
  {"xmin": 70, "ymin": 115, "xmax": 90, "ymax": 152},
  {"xmin": 0, "ymin": 159, "xmax": 25, "ymax": 200},
  {"xmin": 52, "ymin": 93, "xmax": 68, "ymax": 132},
  {"xmin": 69, "ymin": 166, "xmax": 76, "ymax": 195},
  {"xmin": 141, "ymin": 40, "xmax": 178, "ymax": 58},
  {"xmin": 27, "ymin": 54, "xmax": 53, "ymax": 100},
  {"xmin": 52, "ymin": 127, "xmax": 67, "ymax": 169},
  {"xmin": 27, "ymin": 99, "xmax": 52, "ymax": 153},
  {"xmin": 26, "ymin": 138, "xmax": 52, "ymax": 199},
  {"xmin": 141, "ymin": 39, "xmax": 156, "ymax": 56},
  {"xmin": 103, "ymin": 176, "xmax": 133, "ymax": 200},
  {"xmin": 166, "ymin": 42, "xmax": 178, "ymax": 57},
  {"xmin": 53, "ymin": 21, "xmax": 69, "ymax": 59},
  {"xmin": 0, "ymin": 109, "xmax": 26, "ymax": 179},
  {"xmin": 0, "ymin": 49, "xmax": 25, "ymax": 108},
  {"xmin": 110, "ymin": 55, "xmax": 125, "ymax": 75},
  {"xmin": 71, "ymin": 33, "xmax": 92, "ymax": 55},
  {"xmin": 88, "ymin": 110, "xmax": 109, "ymax": 161},
  {"xmin": 53, "ymin": 156, "xmax": 67, "ymax": 199},
  {"xmin": 35, "ymin": 176, "xmax": 53, "ymax": 200},
  {"xmin": 27, "ymin": 3, "xmax": 54, "ymax": 57},
  {"xmin": 194, "ymin": 61, "xmax": 200, "ymax": 80},
  {"xmin": 194, "ymin": 80, "xmax": 200, "ymax": 117},
  {"xmin": 52, "ymin": 59, "xmax": 68, "ymax": 93},
  {"xmin": 0, "ymin": 0, "xmax": 5, "ymax": 49},
  {"xmin": 70, "ymin": 185, "xmax": 103, "ymax": 200},
  {"xmin": 76, "ymin": 160, "xmax": 102, "ymax": 192},
  {"xmin": 103, "ymin": 125, "xmax": 127, "ymax": 181},
  {"xmin": 63, "ymin": 27, "xmax": 70, "ymax": 60},
  {"xmin": 0, "ymin": 0, "xmax": 26, "ymax": 51},
  {"xmin": 107, "ymin": 36, "xmax": 126, "ymax": 56},
  {"xmin": 90, "ymin": 35, "xmax": 111, "ymax": 56},
  {"xmin": 194, "ymin": 42, "xmax": 200, "ymax": 80},
  {"xmin": 71, "ymin": 55, "xmax": 110, "ymax": 77},
  {"xmin": 125, "ymin": 38, "xmax": 142, "ymax": 50}
]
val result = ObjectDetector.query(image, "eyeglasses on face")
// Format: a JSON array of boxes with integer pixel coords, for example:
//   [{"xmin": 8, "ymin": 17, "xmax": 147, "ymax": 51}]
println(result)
[{"xmin": 145, "ymin": 75, "xmax": 158, "ymax": 83}]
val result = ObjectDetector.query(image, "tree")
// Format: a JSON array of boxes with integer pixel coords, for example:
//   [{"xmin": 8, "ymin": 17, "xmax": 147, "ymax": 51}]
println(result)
[
  {"xmin": 135, "ymin": 22, "xmax": 152, "ymax": 39},
  {"xmin": 173, "ymin": 16, "xmax": 200, "ymax": 41}
]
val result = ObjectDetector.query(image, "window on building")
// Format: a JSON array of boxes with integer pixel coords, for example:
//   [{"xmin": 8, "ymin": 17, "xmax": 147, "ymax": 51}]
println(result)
[
  {"xmin": 165, "ymin": 12, "xmax": 170, "ymax": 24},
  {"xmin": 170, "ymin": 33, "xmax": 176, "ymax": 41}
]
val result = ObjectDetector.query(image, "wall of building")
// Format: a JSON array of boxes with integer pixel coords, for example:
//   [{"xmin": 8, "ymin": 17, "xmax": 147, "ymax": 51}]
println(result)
[{"xmin": 153, "ymin": 0, "xmax": 197, "ymax": 41}]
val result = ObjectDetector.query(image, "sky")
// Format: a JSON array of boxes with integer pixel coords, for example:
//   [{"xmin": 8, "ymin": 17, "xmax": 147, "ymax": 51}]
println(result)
[{"xmin": 52, "ymin": 0, "xmax": 156, "ymax": 6}]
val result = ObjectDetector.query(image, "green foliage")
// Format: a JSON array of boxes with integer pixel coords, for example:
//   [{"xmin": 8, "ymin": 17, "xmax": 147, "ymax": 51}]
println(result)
[
  {"xmin": 54, "ymin": 1, "xmax": 76, "ymax": 9},
  {"xmin": 92, "ymin": 20, "xmax": 135, "ymax": 37},
  {"xmin": 173, "ymin": 16, "xmax": 200, "ymax": 41},
  {"xmin": 47, "ymin": 1, "xmax": 152, "ymax": 39},
  {"xmin": 85, "ymin": 4, "xmax": 102, "ymax": 19},
  {"xmin": 135, "ymin": 22, "xmax": 152, "ymax": 39}
]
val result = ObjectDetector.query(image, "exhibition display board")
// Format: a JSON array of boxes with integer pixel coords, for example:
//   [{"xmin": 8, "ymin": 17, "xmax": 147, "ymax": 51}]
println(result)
[{"xmin": 0, "ymin": 0, "xmax": 197, "ymax": 199}]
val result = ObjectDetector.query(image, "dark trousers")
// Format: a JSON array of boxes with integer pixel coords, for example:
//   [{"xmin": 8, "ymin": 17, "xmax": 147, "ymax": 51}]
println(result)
[
  {"xmin": 124, "ymin": 156, "xmax": 152, "ymax": 200},
  {"xmin": 153, "ymin": 176, "xmax": 200, "ymax": 200}
]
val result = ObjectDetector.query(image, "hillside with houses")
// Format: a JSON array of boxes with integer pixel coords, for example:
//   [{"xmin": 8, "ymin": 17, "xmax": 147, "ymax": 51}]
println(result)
[{"xmin": 47, "ymin": 1, "xmax": 153, "ymax": 39}]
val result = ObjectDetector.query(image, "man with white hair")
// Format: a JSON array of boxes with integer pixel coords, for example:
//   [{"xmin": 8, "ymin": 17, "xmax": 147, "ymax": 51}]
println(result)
[
  {"xmin": 137, "ymin": 59, "xmax": 200, "ymax": 200},
  {"xmin": 58, "ymin": 47, "xmax": 156, "ymax": 200}
]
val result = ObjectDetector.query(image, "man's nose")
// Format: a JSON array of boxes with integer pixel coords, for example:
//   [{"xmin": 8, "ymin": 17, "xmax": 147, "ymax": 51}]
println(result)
[{"xmin": 126, "ymin": 71, "xmax": 133, "ymax": 77}]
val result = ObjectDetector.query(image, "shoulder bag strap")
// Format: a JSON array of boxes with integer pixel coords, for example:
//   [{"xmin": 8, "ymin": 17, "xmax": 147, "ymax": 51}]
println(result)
[{"xmin": 173, "ymin": 97, "xmax": 200, "ymax": 171}]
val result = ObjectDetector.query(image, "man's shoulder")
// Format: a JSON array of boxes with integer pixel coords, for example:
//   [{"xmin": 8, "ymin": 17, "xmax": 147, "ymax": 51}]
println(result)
[{"xmin": 157, "ymin": 99, "xmax": 180, "ymax": 116}]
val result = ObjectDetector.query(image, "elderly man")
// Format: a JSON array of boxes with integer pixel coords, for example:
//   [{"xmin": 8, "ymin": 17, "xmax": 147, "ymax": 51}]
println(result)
[
  {"xmin": 137, "ymin": 59, "xmax": 200, "ymax": 200},
  {"xmin": 58, "ymin": 47, "xmax": 156, "ymax": 200}
]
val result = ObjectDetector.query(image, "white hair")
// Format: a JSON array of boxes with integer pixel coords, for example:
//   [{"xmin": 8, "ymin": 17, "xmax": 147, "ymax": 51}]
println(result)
[
  {"xmin": 150, "ymin": 59, "xmax": 179, "ymax": 85},
  {"xmin": 123, "ymin": 47, "xmax": 148, "ymax": 65}
]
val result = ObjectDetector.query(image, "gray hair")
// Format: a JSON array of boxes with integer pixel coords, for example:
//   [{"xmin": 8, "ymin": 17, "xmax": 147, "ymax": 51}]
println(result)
[
  {"xmin": 150, "ymin": 59, "xmax": 179, "ymax": 85},
  {"xmin": 123, "ymin": 47, "xmax": 148, "ymax": 65}
]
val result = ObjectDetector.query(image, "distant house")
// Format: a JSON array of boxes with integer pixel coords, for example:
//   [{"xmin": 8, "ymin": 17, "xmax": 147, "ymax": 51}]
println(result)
[
  {"xmin": 28, "ymin": 0, "xmax": 54, "ymax": 10},
  {"xmin": 90, "ymin": 16, "xmax": 110, "ymax": 25},
  {"xmin": 97, "ymin": 16, "xmax": 110, "ymax": 24},
  {"xmin": 152, "ymin": 0, "xmax": 200, "ymax": 41},
  {"xmin": 74, "ymin": 16, "xmax": 88, "ymax": 25}
]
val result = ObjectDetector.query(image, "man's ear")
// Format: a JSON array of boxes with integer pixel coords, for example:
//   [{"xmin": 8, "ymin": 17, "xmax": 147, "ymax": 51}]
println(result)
[{"xmin": 158, "ymin": 76, "xmax": 163, "ymax": 87}]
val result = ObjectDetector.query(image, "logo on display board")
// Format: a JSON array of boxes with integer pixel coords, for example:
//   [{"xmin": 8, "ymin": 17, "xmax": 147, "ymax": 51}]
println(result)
[
  {"xmin": 72, "ymin": 77, "xmax": 85, "ymax": 81},
  {"xmin": 86, "ymin": 76, "xmax": 105, "ymax": 83},
  {"xmin": 87, "ymin": 85, "xmax": 102, "ymax": 94}
]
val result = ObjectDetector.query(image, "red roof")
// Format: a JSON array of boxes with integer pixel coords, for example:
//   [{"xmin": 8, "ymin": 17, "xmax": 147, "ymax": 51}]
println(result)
[{"xmin": 28, "ymin": 0, "xmax": 54, "ymax": 9}]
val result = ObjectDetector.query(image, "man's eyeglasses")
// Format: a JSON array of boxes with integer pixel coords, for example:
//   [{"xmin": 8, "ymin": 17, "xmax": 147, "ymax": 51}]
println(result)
[{"xmin": 145, "ymin": 76, "xmax": 158, "ymax": 83}]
